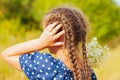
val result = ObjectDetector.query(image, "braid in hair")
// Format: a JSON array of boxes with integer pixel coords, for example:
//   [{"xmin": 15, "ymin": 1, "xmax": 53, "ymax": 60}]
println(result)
[
  {"xmin": 72, "ymin": 8, "xmax": 92, "ymax": 80},
  {"xmin": 82, "ymin": 33, "xmax": 91, "ymax": 80},
  {"xmin": 63, "ymin": 18, "xmax": 82, "ymax": 80}
]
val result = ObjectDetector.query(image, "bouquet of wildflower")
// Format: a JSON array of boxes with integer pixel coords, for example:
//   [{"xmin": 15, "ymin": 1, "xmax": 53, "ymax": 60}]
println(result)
[{"xmin": 86, "ymin": 37, "xmax": 110, "ymax": 68}]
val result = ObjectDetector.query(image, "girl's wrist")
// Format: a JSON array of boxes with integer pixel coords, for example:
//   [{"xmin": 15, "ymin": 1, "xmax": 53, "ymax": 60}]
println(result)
[{"xmin": 37, "ymin": 38, "xmax": 48, "ymax": 50}]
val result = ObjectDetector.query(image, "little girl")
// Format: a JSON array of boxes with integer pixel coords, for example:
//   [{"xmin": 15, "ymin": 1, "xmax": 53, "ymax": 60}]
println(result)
[{"xmin": 1, "ymin": 7, "xmax": 97, "ymax": 80}]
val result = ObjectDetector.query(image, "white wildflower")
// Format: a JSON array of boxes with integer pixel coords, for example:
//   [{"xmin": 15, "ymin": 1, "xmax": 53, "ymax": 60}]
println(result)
[{"xmin": 85, "ymin": 37, "xmax": 111, "ymax": 68}]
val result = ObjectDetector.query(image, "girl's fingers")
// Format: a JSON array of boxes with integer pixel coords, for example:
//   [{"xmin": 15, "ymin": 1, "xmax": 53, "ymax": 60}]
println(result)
[
  {"xmin": 53, "ymin": 30, "xmax": 65, "ymax": 40},
  {"xmin": 51, "ymin": 24, "xmax": 62, "ymax": 35},
  {"xmin": 46, "ymin": 22, "xmax": 58, "ymax": 32},
  {"xmin": 52, "ymin": 42, "xmax": 64, "ymax": 46}
]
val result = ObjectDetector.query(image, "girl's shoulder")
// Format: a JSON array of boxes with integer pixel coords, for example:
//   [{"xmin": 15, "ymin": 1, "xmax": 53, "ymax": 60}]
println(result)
[
  {"xmin": 19, "ymin": 51, "xmax": 54, "ymax": 65},
  {"xmin": 19, "ymin": 51, "xmax": 52, "ymax": 59},
  {"xmin": 19, "ymin": 51, "xmax": 58, "ymax": 71}
]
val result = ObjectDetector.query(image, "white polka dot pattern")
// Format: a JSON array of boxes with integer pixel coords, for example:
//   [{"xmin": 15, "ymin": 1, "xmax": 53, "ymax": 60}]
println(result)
[{"xmin": 19, "ymin": 51, "xmax": 97, "ymax": 80}]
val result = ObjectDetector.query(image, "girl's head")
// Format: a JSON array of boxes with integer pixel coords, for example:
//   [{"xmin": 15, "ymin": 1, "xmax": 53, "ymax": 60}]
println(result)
[{"xmin": 42, "ymin": 7, "xmax": 91, "ymax": 80}]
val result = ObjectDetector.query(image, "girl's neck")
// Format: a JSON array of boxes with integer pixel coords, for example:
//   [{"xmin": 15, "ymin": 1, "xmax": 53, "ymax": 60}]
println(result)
[
  {"xmin": 56, "ymin": 48, "xmax": 73, "ymax": 70},
  {"xmin": 56, "ymin": 48, "xmax": 83, "ymax": 71}
]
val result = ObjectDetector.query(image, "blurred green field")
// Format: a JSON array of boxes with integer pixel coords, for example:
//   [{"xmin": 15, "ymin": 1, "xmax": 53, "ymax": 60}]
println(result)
[{"xmin": 0, "ymin": 0, "xmax": 120, "ymax": 80}]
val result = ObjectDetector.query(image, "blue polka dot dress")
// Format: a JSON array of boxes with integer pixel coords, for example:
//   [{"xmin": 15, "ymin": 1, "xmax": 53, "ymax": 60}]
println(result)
[{"xmin": 19, "ymin": 51, "xmax": 97, "ymax": 80}]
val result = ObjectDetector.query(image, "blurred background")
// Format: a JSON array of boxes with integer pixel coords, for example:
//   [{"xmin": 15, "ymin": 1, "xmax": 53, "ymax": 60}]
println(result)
[{"xmin": 0, "ymin": 0, "xmax": 120, "ymax": 80}]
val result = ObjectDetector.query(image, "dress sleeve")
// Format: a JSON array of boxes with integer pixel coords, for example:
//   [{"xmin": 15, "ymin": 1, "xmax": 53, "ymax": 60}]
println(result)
[
  {"xmin": 19, "ymin": 51, "xmax": 43, "ymax": 79},
  {"xmin": 19, "ymin": 51, "xmax": 58, "ymax": 80}
]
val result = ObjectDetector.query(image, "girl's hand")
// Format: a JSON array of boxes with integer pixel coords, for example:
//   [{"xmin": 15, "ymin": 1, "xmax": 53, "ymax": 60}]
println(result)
[
  {"xmin": 1, "ymin": 22, "xmax": 65, "ymax": 71},
  {"xmin": 39, "ymin": 22, "xmax": 65, "ymax": 48}
]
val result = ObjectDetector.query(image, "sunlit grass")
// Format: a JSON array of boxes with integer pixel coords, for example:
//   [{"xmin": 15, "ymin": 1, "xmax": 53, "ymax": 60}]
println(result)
[
  {"xmin": 95, "ymin": 44, "xmax": 120, "ymax": 80},
  {"xmin": 0, "ymin": 58, "xmax": 27, "ymax": 80},
  {"xmin": 0, "ymin": 19, "xmax": 41, "ymax": 80}
]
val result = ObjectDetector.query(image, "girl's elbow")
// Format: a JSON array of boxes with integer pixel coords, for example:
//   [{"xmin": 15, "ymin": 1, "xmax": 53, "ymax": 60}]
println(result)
[
  {"xmin": 1, "ymin": 50, "xmax": 9, "ymax": 60},
  {"xmin": 1, "ymin": 50, "xmax": 13, "ymax": 64}
]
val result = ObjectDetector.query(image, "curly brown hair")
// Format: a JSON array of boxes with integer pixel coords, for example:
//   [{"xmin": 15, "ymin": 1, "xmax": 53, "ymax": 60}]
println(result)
[{"xmin": 42, "ymin": 7, "xmax": 91, "ymax": 80}]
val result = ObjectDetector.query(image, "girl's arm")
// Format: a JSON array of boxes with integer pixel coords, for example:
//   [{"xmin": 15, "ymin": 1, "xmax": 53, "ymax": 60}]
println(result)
[
  {"xmin": 1, "ymin": 38, "xmax": 47, "ymax": 71},
  {"xmin": 1, "ymin": 22, "xmax": 64, "ymax": 71}
]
